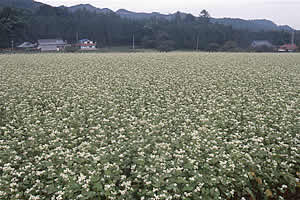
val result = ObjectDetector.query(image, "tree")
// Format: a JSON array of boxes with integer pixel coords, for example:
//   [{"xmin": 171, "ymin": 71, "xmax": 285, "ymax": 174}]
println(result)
[
  {"xmin": 199, "ymin": 9, "xmax": 210, "ymax": 24},
  {"xmin": 157, "ymin": 40, "xmax": 175, "ymax": 52},
  {"xmin": 0, "ymin": 7, "xmax": 27, "ymax": 48},
  {"xmin": 207, "ymin": 43, "xmax": 220, "ymax": 51},
  {"xmin": 184, "ymin": 14, "xmax": 196, "ymax": 23},
  {"xmin": 221, "ymin": 41, "xmax": 239, "ymax": 52},
  {"xmin": 0, "ymin": 4, "xmax": 292, "ymax": 52},
  {"xmin": 200, "ymin": 9, "xmax": 210, "ymax": 18},
  {"xmin": 174, "ymin": 11, "xmax": 182, "ymax": 24}
]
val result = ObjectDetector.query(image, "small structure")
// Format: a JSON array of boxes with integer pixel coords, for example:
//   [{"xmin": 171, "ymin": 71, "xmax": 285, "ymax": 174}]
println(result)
[
  {"xmin": 278, "ymin": 44, "xmax": 298, "ymax": 52},
  {"xmin": 17, "ymin": 42, "xmax": 36, "ymax": 48},
  {"xmin": 37, "ymin": 39, "xmax": 67, "ymax": 52},
  {"xmin": 279, "ymin": 32, "xmax": 298, "ymax": 52},
  {"xmin": 251, "ymin": 40, "xmax": 273, "ymax": 48},
  {"xmin": 77, "ymin": 39, "xmax": 96, "ymax": 50}
]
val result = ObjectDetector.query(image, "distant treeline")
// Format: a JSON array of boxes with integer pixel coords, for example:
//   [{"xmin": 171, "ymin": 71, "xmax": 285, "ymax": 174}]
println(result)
[{"xmin": 0, "ymin": 5, "xmax": 299, "ymax": 51}]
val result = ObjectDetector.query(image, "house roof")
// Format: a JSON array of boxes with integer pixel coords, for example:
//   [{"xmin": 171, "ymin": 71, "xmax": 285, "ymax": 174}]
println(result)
[
  {"xmin": 79, "ymin": 39, "xmax": 90, "ymax": 42},
  {"xmin": 38, "ymin": 39, "xmax": 67, "ymax": 45},
  {"xmin": 17, "ymin": 42, "xmax": 36, "ymax": 48},
  {"xmin": 252, "ymin": 40, "xmax": 271, "ymax": 43},
  {"xmin": 279, "ymin": 44, "xmax": 297, "ymax": 50},
  {"xmin": 251, "ymin": 40, "xmax": 273, "ymax": 46}
]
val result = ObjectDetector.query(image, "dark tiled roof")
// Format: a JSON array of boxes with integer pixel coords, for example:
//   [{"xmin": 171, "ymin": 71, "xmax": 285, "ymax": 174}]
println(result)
[{"xmin": 280, "ymin": 44, "xmax": 297, "ymax": 50}]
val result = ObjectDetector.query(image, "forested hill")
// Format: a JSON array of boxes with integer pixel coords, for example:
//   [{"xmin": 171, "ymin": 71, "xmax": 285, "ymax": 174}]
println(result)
[
  {"xmin": 0, "ymin": 0, "xmax": 298, "ymax": 51},
  {"xmin": 0, "ymin": 0, "xmax": 43, "ymax": 10},
  {"xmin": 0, "ymin": 0, "xmax": 295, "ymax": 32},
  {"xmin": 68, "ymin": 4, "xmax": 294, "ymax": 32},
  {"xmin": 211, "ymin": 18, "xmax": 294, "ymax": 32},
  {"xmin": 64, "ymin": 4, "xmax": 113, "ymax": 14}
]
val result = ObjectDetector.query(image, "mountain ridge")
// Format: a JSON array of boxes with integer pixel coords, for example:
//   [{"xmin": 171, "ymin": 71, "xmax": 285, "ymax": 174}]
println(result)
[
  {"xmin": 0, "ymin": 0, "xmax": 295, "ymax": 32},
  {"xmin": 0, "ymin": 0, "xmax": 43, "ymax": 10},
  {"xmin": 66, "ymin": 4, "xmax": 113, "ymax": 14},
  {"xmin": 65, "ymin": 4, "xmax": 295, "ymax": 32}
]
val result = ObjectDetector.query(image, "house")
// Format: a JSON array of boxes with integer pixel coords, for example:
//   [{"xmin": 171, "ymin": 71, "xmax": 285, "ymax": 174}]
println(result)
[
  {"xmin": 251, "ymin": 40, "xmax": 273, "ymax": 48},
  {"xmin": 17, "ymin": 42, "xmax": 36, "ymax": 48},
  {"xmin": 77, "ymin": 39, "xmax": 96, "ymax": 50},
  {"xmin": 278, "ymin": 44, "xmax": 298, "ymax": 52},
  {"xmin": 37, "ymin": 39, "xmax": 67, "ymax": 52}
]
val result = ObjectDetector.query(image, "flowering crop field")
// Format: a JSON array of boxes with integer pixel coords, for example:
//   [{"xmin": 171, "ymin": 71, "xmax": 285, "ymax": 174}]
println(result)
[{"xmin": 0, "ymin": 53, "xmax": 299, "ymax": 200}]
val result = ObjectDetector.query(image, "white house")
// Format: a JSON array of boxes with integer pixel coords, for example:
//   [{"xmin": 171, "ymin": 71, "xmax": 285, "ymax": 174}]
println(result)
[
  {"xmin": 251, "ymin": 40, "xmax": 273, "ymax": 48},
  {"xmin": 77, "ymin": 39, "xmax": 96, "ymax": 50}
]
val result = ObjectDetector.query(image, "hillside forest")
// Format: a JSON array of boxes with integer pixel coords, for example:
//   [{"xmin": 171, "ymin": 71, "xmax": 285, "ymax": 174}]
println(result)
[{"xmin": 0, "ymin": 5, "xmax": 299, "ymax": 51}]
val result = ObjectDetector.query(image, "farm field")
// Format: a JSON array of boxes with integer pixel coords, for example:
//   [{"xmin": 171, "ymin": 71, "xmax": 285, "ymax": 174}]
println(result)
[{"xmin": 0, "ymin": 53, "xmax": 299, "ymax": 200}]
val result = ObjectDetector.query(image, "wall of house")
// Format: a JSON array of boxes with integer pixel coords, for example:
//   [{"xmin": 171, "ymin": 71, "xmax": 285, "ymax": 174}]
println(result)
[
  {"xmin": 39, "ymin": 45, "xmax": 57, "ymax": 52},
  {"xmin": 39, "ymin": 44, "xmax": 66, "ymax": 51},
  {"xmin": 80, "ymin": 45, "xmax": 96, "ymax": 49}
]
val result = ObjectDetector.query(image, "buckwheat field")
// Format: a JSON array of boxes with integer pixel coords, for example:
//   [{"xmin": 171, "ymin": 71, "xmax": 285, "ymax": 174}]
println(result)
[{"xmin": 0, "ymin": 53, "xmax": 299, "ymax": 200}]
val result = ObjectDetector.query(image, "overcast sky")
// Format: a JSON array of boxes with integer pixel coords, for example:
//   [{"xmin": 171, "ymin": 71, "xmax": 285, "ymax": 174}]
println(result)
[{"xmin": 37, "ymin": 0, "xmax": 300, "ymax": 29}]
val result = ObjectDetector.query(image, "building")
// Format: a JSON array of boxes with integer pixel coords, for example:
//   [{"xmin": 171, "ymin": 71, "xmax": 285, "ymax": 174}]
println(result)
[
  {"xmin": 251, "ymin": 40, "xmax": 273, "ymax": 48},
  {"xmin": 37, "ymin": 39, "xmax": 67, "ymax": 52},
  {"xmin": 278, "ymin": 32, "xmax": 298, "ymax": 52},
  {"xmin": 17, "ymin": 42, "xmax": 36, "ymax": 48},
  {"xmin": 77, "ymin": 39, "xmax": 96, "ymax": 50},
  {"xmin": 278, "ymin": 44, "xmax": 298, "ymax": 52}
]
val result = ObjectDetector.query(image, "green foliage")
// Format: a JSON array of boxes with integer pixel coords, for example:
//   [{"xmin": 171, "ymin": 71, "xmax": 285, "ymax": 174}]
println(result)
[
  {"xmin": 0, "ymin": 7, "xmax": 28, "ymax": 48},
  {"xmin": 207, "ymin": 43, "xmax": 220, "ymax": 51},
  {"xmin": 0, "ymin": 0, "xmax": 40, "ymax": 10},
  {"xmin": 157, "ymin": 40, "xmax": 176, "ymax": 52},
  {"xmin": 0, "ymin": 4, "xmax": 294, "ymax": 51},
  {"xmin": 0, "ymin": 53, "xmax": 299, "ymax": 199},
  {"xmin": 64, "ymin": 45, "xmax": 79, "ymax": 52},
  {"xmin": 199, "ymin": 9, "xmax": 210, "ymax": 24},
  {"xmin": 220, "ymin": 41, "xmax": 239, "ymax": 52}
]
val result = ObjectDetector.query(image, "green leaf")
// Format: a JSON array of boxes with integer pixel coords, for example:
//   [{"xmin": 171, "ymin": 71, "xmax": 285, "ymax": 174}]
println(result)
[
  {"xmin": 245, "ymin": 187, "xmax": 256, "ymax": 200},
  {"xmin": 183, "ymin": 185, "xmax": 194, "ymax": 192}
]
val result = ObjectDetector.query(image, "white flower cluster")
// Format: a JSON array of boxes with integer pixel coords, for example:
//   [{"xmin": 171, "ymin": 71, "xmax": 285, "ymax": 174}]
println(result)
[{"xmin": 0, "ymin": 53, "xmax": 299, "ymax": 199}]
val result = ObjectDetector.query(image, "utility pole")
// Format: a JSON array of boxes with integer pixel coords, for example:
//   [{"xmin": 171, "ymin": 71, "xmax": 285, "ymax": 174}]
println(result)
[
  {"xmin": 291, "ymin": 31, "xmax": 295, "ymax": 45},
  {"xmin": 132, "ymin": 34, "xmax": 135, "ymax": 49},
  {"xmin": 11, "ymin": 40, "xmax": 14, "ymax": 51},
  {"xmin": 76, "ymin": 32, "xmax": 79, "ymax": 43},
  {"xmin": 196, "ymin": 35, "xmax": 199, "ymax": 51}
]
